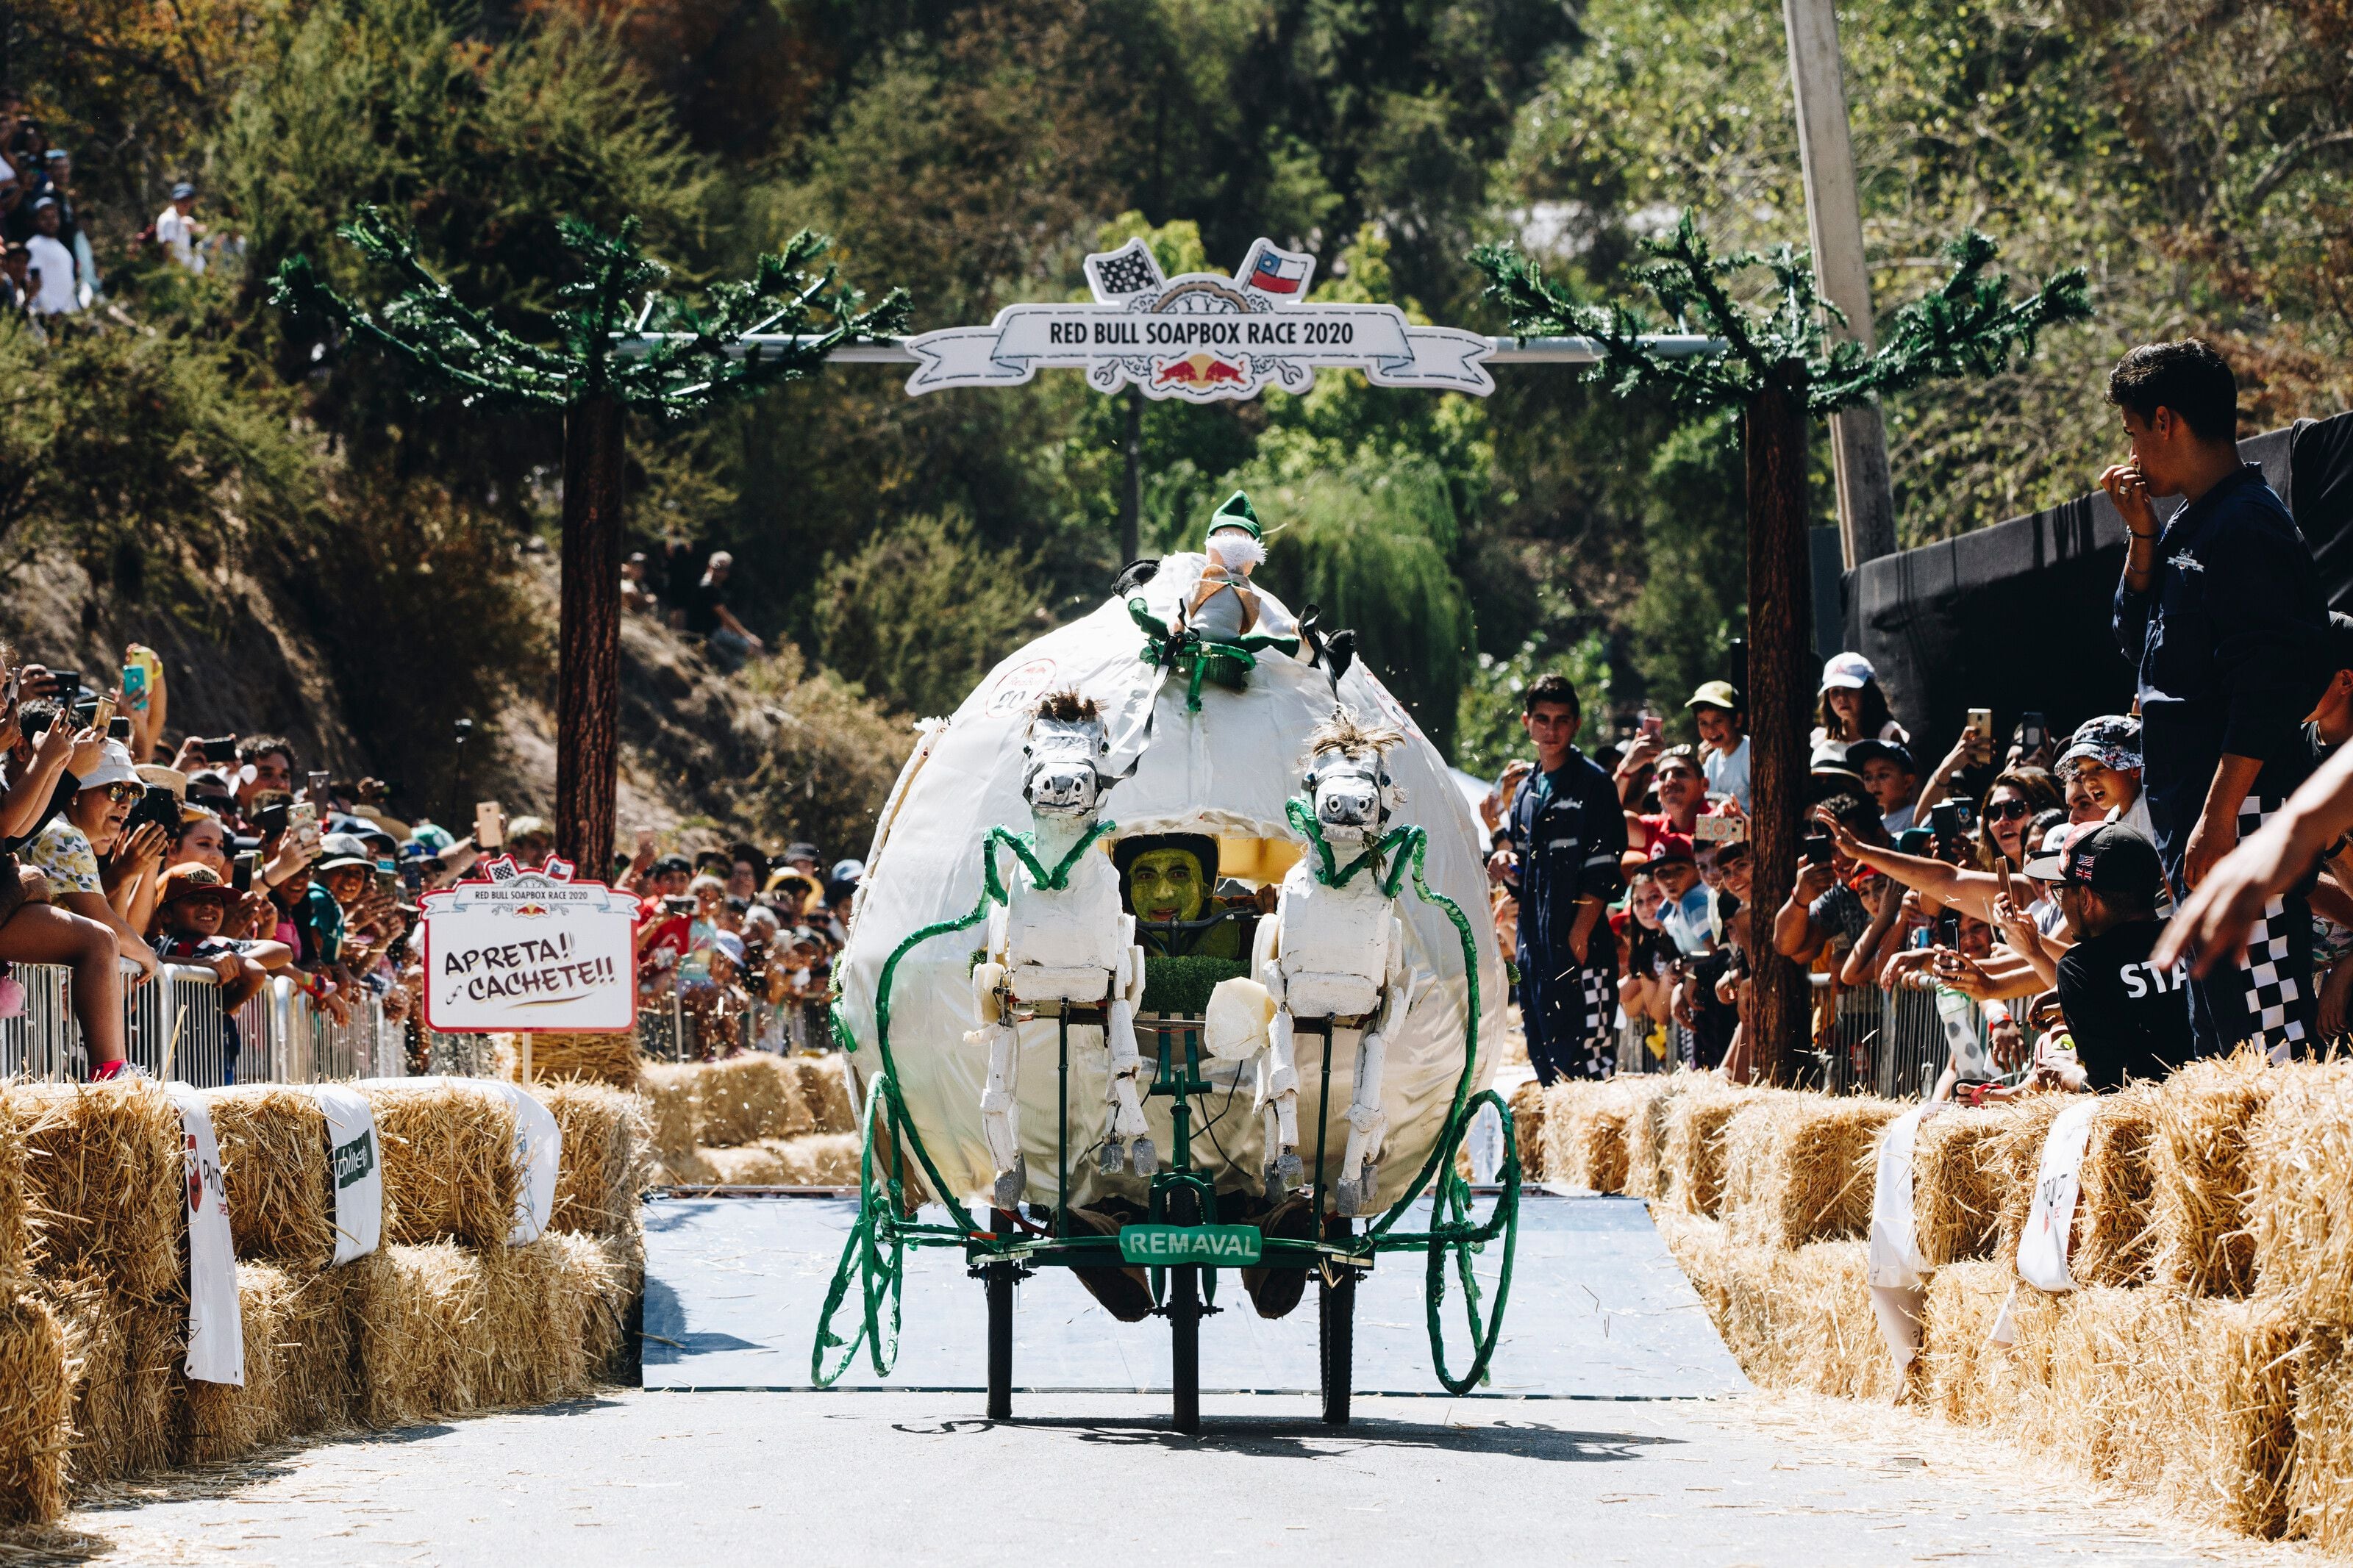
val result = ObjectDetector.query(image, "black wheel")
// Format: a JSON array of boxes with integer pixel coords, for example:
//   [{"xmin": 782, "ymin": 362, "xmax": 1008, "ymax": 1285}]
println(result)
[
  {"xmin": 1170, "ymin": 1264, "xmax": 1201, "ymax": 1433},
  {"xmin": 1319, "ymin": 1269, "xmax": 1354, "ymax": 1426},
  {"xmin": 985, "ymin": 1262, "xmax": 1015, "ymax": 1421}
]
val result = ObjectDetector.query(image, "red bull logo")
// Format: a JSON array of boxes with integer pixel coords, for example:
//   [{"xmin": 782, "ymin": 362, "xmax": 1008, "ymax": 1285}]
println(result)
[
  {"xmin": 1155, "ymin": 352, "xmax": 1248, "ymax": 388},
  {"xmin": 515, "ymin": 901, "xmax": 549, "ymax": 917}
]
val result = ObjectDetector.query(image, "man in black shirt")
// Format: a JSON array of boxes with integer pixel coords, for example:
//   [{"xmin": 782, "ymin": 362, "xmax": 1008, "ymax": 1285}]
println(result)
[
  {"xmin": 685, "ymin": 550, "xmax": 763, "ymax": 672},
  {"xmin": 2053, "ymin": 823, "xmax": 2198, "ymax": 1089}
]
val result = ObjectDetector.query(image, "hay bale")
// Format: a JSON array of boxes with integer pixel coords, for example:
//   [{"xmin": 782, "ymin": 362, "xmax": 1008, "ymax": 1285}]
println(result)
[
  {"xmin": 1505, "ymin": 1078, "xmax": 1545, "ymax": 1182},
  {"xmin": 364, "ymin": 1081, "xmax": 520, "ymax": 1250},
  {"xmin": 2152, "ymin": 1050, "xmax": 2277, "ymax": 1297},
  {"xmin": 1720, "ymin": 1093, "xmax": 1902, "ymax": 1248},
  {"xmin": 181, "ymin": 1264, "xmax": 354, "ymax": 1461},
  {"xmin": 0, "ymin": 1092, "xmax": 29, "ymax": 1283},
  {"xmin": 2160, "ymin": 1297, "xmax": 2299, "ymax": 1538},
  {"xmin": 0, "ymin": 1289, "xmax": 71, "ymax": 1524},
  {"xmin": 533, "ymin": 1081, "xmax": 652, "ymax": 1238},
  {"xmin": 15, "ymin": 1081, "xmax": 185, "ymax": 1300},
  {"xmin": 1542, "ymin": 1081, "xmax": 1631, "ymax": 1192},
  {"xmin": 1652, "ymin": 1209, "xmax": 1731, "ymax": 1335},
  {"xmin": 2074, "ymin": 1085, "xmax": 2164, "ymax": 1287},
  {"xmin": 1621, "ymin": 1074, "xmax": 1690, "ymax": 1200},
  {"xmin": 793, "ymin": 1056, "xmax": 858, "ymax": 1135},
  {"xmin": 205, "ymin": 1086, "xmax": 336, "ymax": 1268},
  {"xmin": 688, "ymin": 1134, "xmax": 860, "ymax": 1188},
  {"xmin": 639, "ymin": 1064, "xmax": 703, "ymax": 1161},
  {"xmin": 501, "ymin": 1029, "xmax": 643, "ymax": 1090},
  {"xmin": 1920, "ymin": 1259, "xmax": 2022, "ymax": 1428},
  {"xmin": 694, "ymin": 1055, "xmax": 812, "ymax": 1146},
  {"xmin": 1913, "ymin": 1098, "xmax": 2056, "ymax": 1266},
  {"xmin": 2283, "ymin": 1326, "xmax": 2353, "ymax": 1550},
  {"xmin": 350, "ymin": 1238, "xmax": 585, "ymax": 1426},
  {"xmin": 2247, "ymin": 1064, "xmax": 2353, "ymax": 1320},
  {"xmin": 1661, "ymin": 1080, "xmax": 1768, "ymax": 1217},
  {"xmin": 1710, "ymin": 1237, "xmax": 1900, "ymax": 1401},
  {"xmin": 40, "ymin": 1275, "xmax": 180, "ymax": 1487},
  {"xmin": 549, "ymin": 1231, "xmax": 641, "ymax": 1383}
]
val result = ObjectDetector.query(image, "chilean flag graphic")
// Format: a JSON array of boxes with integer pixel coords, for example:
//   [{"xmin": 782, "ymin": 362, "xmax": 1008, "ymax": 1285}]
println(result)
[{"xmin": 1245, "ymin": 245, "xmax": 1312, "ymax": 296}]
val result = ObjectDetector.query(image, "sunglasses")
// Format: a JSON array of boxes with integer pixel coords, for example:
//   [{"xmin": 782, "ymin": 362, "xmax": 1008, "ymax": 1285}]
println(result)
[
  {"xmin": 1983, "ymin": 798, "xmax": 2033, "ymax": 822},
  {"xmin": 102, "ymin": 781, "xmax": 143, "ymax": 803}
]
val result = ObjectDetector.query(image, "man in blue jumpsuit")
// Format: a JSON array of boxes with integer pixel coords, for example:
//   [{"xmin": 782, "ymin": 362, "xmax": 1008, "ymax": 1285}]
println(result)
[
  {"xmin": 1489, "ymin": 673, "xmax": 1628, "ymax": 1084},
  {"xmin": 2106, "ymin": 338, "xmax": 2329, "ymax": 1055}
]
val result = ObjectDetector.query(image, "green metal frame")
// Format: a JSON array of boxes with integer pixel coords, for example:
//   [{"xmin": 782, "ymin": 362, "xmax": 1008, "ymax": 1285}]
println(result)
[{"xmin": 812, "ymin": 812, "xmax": 1523, "ymax": 1397}]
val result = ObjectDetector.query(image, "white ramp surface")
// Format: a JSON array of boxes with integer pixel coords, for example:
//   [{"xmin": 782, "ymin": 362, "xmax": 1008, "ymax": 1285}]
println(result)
[{"xmin": 641, "ymin": 1189, "xmax": 1747, "ymax": 1398}]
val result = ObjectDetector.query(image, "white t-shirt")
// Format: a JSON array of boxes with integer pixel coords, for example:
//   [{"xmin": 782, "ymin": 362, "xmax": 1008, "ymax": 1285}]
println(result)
[
  {"xmin": 156, "ymin": 204, "xmax": 204, "ymax": 273},
  {"xmin": 2106, "ymin": 792, "xmax": 2154, "ymax": 845},
  {"xmin": 1810, "ymin": 718, "xmax": 1910, "ymax": 757},
  {"xmin": 1702, "ymin": 733, "xmax": 1752, "ymax": 812},
  {"xmin": 24, "ymin": 234, "xmax": 76, "ymax": 313},
  {"xmin": 1882, "ymin": 802, "xmax": 1916, "ymax": 835}
]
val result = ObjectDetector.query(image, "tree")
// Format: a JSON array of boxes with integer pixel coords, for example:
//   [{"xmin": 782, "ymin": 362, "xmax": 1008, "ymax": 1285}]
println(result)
[
  {"xmin": 273, "ymin": 207, "xmax": 907, "ymax": 875},
  {"xmin": 1473, "ymin": 215, "xmax": 2090, "ymax": 1084}
]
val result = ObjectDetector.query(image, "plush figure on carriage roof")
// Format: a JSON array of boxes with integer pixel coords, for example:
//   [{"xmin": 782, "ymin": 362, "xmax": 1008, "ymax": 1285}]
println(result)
[{"xmin": 1127, "ymin": 490, "xmax": 1307, "ymax": 711}]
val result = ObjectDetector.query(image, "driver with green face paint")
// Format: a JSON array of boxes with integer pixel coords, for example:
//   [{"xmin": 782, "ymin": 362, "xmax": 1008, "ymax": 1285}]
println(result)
[{"xmin": 1113, "ymin": 834, "xmax": 1245, "ymax": 959}]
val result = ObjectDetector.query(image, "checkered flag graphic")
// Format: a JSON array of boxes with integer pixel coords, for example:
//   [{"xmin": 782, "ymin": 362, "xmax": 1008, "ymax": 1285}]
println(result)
[
  {"xmin": 1086, "ymin": 240, "xmax": 1163, "ymax": 301},
  {"xmin": 2235, "ymin": 798, "xmax": 2315, "ymax": 1054}
]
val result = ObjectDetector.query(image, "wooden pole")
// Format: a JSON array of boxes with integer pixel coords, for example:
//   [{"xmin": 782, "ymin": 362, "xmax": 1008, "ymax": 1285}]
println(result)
[
  {"xmin": 1121, "ymin": 386, "xmax": 1143, "ymax": 564},
  {"xmin": 555, "ymin": 393, "xmax": 626, "ymax": 881},
  {"xmin": 1782, "ymin": 0, "xmax": 1896, "ymax": 570},
  {"xmin": 1741, "ymin": 375, "xmax": 1815, "ymax": 1086}
]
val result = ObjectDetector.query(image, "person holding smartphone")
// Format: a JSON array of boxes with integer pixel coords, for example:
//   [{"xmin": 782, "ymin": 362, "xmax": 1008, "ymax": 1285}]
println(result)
[{"xmin": 1685, "ymin": 680, "xmax": 1752, "ymax": 812}]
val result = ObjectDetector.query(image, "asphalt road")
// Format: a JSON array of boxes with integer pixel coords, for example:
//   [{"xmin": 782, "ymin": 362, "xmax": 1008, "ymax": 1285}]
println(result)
[{"xmin": 33, "ymin": 1389, "xmax": 2315, "ymax": 1567}]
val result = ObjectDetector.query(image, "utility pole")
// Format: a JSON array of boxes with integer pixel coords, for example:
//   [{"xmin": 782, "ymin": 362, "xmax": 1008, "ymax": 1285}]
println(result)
[
  {"xmin": 1120, "ymin": 387, "xmax": 1143, "ymax": 563},
  {"xmin": 1782, "ymin": 0, "xmax": 1898, "ymax": 569}
]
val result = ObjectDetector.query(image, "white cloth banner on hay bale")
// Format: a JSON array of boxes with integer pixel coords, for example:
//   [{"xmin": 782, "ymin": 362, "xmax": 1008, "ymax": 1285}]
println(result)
[
  {"xmin": 167, "ymin": 1082, "xmax": 243, "ymax": 1386},
  {"xmin": 1988, "ymin": 1096, "xmax": 2102, "ymax": 1345},
  {"xmin": 313, "ymin": 1084, "xmax": 384, "ymax": 1267},
  {"xmin": 470, "ymin": 1081, "xmax": 560, "ymax": 1243},
  {"xmin": 1866, "ymin": 1100, "xmax": 1943, "ymax": 1370}
]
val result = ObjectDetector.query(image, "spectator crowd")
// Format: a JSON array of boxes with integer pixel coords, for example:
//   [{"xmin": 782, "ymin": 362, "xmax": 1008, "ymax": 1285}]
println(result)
[
  {"xmin": 0, "ymin": 636, "xmax": 856, "ymax": 1081},
  {"xmin": 1488, "ymin": 337, "xmax": 2353, "ymax": 1108}
]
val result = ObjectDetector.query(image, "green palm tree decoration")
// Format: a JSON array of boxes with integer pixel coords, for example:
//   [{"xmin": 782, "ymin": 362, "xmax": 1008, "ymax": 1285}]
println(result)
[
  {"xmin": 1472, "ymin": 215, "xmax": 2090, "ymax": 1084},
  {"xmin": 274, "ymin": 208, "xmax": 908, "ymax": 875}
]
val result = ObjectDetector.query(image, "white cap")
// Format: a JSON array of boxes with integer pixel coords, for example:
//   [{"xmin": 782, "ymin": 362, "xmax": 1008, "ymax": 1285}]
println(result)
[
  {"xmin": 76, "ymin": 740, "xmax": 140, "ymax": 792},
  {"xmin": 1819, "ymin": 652, "xmax": 1876, "ymax": 692}
]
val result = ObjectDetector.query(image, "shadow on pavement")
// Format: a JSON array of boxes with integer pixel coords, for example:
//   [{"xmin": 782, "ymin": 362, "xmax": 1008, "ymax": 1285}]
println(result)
[{"xmin": 887, "ymin": 1414, "xmax": 1683, "ymax": 1462}]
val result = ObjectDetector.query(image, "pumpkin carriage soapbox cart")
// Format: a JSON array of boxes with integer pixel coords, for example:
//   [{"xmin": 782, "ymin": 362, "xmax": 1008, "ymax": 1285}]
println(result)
[{"xmin": 815, "ymin": 516, "xmax": 1522, "ymax": 1430}]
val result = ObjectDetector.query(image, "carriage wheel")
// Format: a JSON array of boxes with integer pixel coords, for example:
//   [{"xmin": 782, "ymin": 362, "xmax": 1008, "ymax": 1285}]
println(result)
[
  {"xmin": 1170, "ymin": 1264, "xmax": 1202, "ymax": 1433},
  {"xmin": 1424, "ymin": 1101, "xmax": 1523, "ymax": 1395},
  {"xmin": 984, "ymin": 1259, "xmax": 1017, "ymax": 1420},
  {"xmin": 1318, "ymin": 1267, "xmax": 1355, "ymax": 1426}
]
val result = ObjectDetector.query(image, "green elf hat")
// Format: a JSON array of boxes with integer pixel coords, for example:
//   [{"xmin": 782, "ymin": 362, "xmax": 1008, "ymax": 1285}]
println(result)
[{"xmin": 1206, "ymin": 490, "xmax": 1262, "ymax": 542}]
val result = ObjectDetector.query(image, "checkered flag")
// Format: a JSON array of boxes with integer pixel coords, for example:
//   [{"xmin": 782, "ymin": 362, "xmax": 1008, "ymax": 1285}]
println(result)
[{"xmin": 1086, "ymin": 239, "xmax": 1164, "ymax": 302}]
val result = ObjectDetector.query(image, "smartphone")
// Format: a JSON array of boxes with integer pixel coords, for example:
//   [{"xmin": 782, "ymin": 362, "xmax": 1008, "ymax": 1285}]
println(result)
[
  {"xmin": 474, "ymin": 800, "xmax": 504, "ymax": 849},
  {"xmin": 2018, "ymin": 710, "xmax": 2048, "ymax": 753},
  {"xmin": 106, "ymin": 715, "xmax": 132, "ymax": 742},
  {"xmin": 1693, "ymin": 813, "xmax": 1744, "ymax": 842},
  {"xmin": 46, "ymin": 669, "xmax": 78, "ymax": 702},
  {"xmin": 1929, "ymin": 800, "xmax": 1964, "ymax": 839},
  {"xmin": 1937, "ymin": 909, "xmax": 1961, "ymax": 948},
  {"xmin": 255, "ymin": 802, "xmax": 290, "ymax": 836},
  {"xmin": 199, "ymin": 735, "xmax": 238, "ymax": 763},
  {"xmin": 122, "ymin": 645, "xmax": 160, "ymax": 709},
  {"xmin": 374, "ymin": 867, "xmax": 399, "ymax": 899},
  {"xmin": 1639, "ymin": 712, "xmax": 1663, "ymax": 739},
  {"xmin": 119, "ymin": 662, "xmax": 146, "ymax": 704},
  {"xmin": 86, "ymin": 691, "xmax": 115, "ymax": 733},
  {"xmin": 232, "ymin": 851, "xmax": 258, "ymax": 892},
  {"xmin": 1802, "ymin": 833, "xmax": 1833, "ymax": 865},
  {"xmin": 663, "ymin": 895, "xmax": 696, "ymax": 916},
  {"xmin": 1966, "ymin": 709, "xmax": 1995, "ymax": 756},
  {"xmin": 307, "ymin": 770, "xmax": 331, "ymax": 801},
  {"xmin": 289, "ymin": 799, "xmax": 319, "ymax": 853},
  {"xmin": 400, "ymin": 861, "xmax": 424, "ymax": 893}
]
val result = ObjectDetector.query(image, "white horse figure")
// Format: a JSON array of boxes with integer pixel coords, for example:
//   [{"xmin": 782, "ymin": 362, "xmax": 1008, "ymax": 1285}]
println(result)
[
  {"xmin": 1249, "ymin": 712, "xmax": 1415, "ymax": 1214},
  {"xmin": 967, "ymin": 692, "xmax": 1151, "ymax": 1209}
]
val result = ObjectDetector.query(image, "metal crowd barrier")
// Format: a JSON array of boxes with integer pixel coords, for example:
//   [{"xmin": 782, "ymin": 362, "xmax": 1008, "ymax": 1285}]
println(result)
[
  {"xmin": 632, "ymin": 993, "xmax": 833, "ymax": 1062},
  {"xmin": 0, "ymin": 960, "xmax": 410, "ymax": 1088},
  {"xmin": 1604, "ymin": 976, "xmax": 2004, "ymax": 1101}
]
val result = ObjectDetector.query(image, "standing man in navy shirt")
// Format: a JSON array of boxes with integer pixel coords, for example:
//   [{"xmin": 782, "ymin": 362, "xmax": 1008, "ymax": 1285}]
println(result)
[
  {"xmin": 2105, "ymin": 339, "xmax": 2329, "ymax": 1055},
  {"xmin": 1489, "ymin": 673, "xmax": 1628, "ymax": 1083}
]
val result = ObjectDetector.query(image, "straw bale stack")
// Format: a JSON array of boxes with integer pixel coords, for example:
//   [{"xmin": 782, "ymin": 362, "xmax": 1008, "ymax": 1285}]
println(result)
[
  {"xmin": 795, "ymin": 1056, "xmax": 858, "ymax": 1136},
  {"xmin": 640, "ymin": 1063, "xmax": 703, "ymax": 1164},
  {"xmin": 2157, "ymin": 1297, "xmax": 2299, "ymax": 1538},
  {"xmin": 535, "ymin": 1081, "xmax": 652, "ymax": 1237},
  {"xmin": 364, "ymin": 1081, "xmax": 521, "ymax": 1250},
  {"xmin": 0, "ymin": 1090, "xmax": 29, "ymax": 1281},
  {"xmin": 1540, "ymin": 1081, "xmax": 1630, "ymax": 1192},
  {"xmin": 1720, "ymin": 1094, "xmax": 1902, "ymax": 1249},
  {"xmin": 500, "ymin": 1029, "xmax": 643, "ymax": 1089},
  {"xmin": 2150, "ymin": 1050, "xmax": 2276, "ymax": 1297},
  {"xmin": 39, "ymin": 1273, "xmax": 182, "ymax": 1486},
  {"xmin": 1912, "ymin": 1098, "xmax": 2057, "ymax": 1266},
  {"xmin": 2246, "ymin": 1064, "xmax": 2353, "ymax": 1320},
  {"xmin": 1506, "ymin": 1079, "xmax": 1545, "ymax": 1182},
  {"xmin": 1621, "ymin": 1074, "xmax": 1692, "ymax": 1200},
  {"xmin": 551, "ymin": 1231, "xmax": 642, "ymax": 1383},
  {"xmin": 1650, "ymin": 1209, "xmax": 1731, "ymax": 1332},
  {"xmin": 1920, "ymin": 1260, "xmax": 2026, "ymax": 1428},
  {"xmin": 349, "ymin": 1238, "xmax": 588, "ymax": 1427},
  {"xmin": 691, "ymin": 1134, "xmax": 860, "ymax": 1187},
  {"xmin": 2074, "ymin": 1086, "xmax": 2164, "ymax": 1287},
  {"xmin": 205, "ymin": 1086, "xmax": 338, "ymax": 1268},
  {"xmin": 15, "ymin": 1081, "xmax": 186, "ymax": 1300},
  {"xmin": 180, "ymin": 1264, "xmax": 355, "ymax": 1461},
  {"xmin": 1660, "ymin": 1080, "xmax": 1769, "ymax": 1216},
  {"xmin": 693, "ymin": 1054, "xmax": 814, "ymax": 1146},
  {"xmin": 0, "ymin": 1289, "xmax": 71, "ymax": 1524}
]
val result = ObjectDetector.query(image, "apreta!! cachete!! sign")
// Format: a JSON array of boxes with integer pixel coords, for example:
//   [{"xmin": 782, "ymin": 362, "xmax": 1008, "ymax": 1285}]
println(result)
[
  {"xmin": 419, "ymin": 857, "xmax": 639, "ymax": 1033},
  {"xmin": 902, "ymin": 237, "xmax": 1494, "ymax": 404}
]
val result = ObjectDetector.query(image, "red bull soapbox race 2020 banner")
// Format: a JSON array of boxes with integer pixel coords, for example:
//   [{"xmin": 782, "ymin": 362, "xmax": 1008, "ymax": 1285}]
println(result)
[{"xmin": 901, "ymin": 236, "xmax": 1497, "ymax": 404}]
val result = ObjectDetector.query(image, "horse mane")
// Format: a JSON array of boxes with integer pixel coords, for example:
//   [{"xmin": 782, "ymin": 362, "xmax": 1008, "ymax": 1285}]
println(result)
[
  {"xmin": 1306, "ymin": 707, "xmax": 1402, "ymax": 762},
  {"xmin": 1034, "ymin": 690, "xmax": 1099, "ymax": 724}
]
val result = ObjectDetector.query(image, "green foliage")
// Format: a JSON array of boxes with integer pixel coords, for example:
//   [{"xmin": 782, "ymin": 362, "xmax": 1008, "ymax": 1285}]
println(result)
[
  {"xmin": 812, "ymin": 512, "xmax": 1046, "ymax": 718},
  {"xmin": 1625, "ymin": 411, "xmax": 1748, "ymax": 729},
  {"xmin": 1471, "ymin": 214, "xmax": 2093, "ymax": 415},
  {"xmin": 1454, "ymin": 626, "xmax": 1615, "ymax": 783}
]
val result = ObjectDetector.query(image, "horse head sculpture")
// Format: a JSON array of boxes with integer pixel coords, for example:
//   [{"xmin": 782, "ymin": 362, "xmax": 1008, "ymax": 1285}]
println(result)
[
  {"xmin": 1022, "ymin": 692, "xmax": 1113, "ymax": 818},
  {"xmin": 1302, "ymin": 709, "xmax": 1405, "ymax": 837}
]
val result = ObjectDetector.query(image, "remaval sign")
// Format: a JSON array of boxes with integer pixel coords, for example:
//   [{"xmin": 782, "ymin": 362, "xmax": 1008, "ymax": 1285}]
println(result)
[{"xmin": 901, "ymin": 237, "xmax": 1495, "ymax": 404}]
